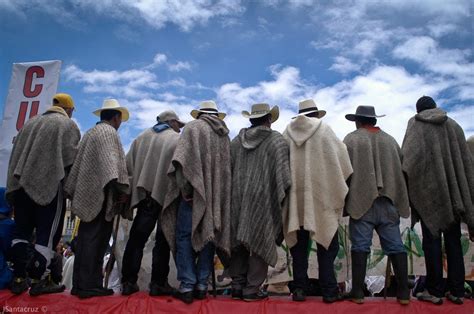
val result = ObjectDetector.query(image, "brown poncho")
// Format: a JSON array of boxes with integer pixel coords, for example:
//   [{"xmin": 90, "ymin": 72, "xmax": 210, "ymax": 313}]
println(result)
[
  {"xmin": 230, "ymin": 126, "xmax": 291, "ymax": 266},
  {"xmin": 161, "ymin": 115, "xmax": 232, "ymax": 254},
  {"xmin": 126, "ymin": 128, "xmax": 179, "ymax": 212},
  {"xmin": 402, "ymin": 108, "xmax": 474, "ymax": 236},
  {"xmin": 65, "ymin": 122, "xmax": 129, "ymax": 222},
  {"xmin": 343, "ymin": 128, "xmax": 409, "ymax": 219},
  {"xmin": 7, "ymin": 107, "xmax": 80, "ymax": 205}
]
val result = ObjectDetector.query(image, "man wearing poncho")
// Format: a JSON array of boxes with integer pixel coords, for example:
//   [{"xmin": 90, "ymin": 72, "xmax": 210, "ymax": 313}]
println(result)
[
  {"xmin": 121, "ymin": 110, "xmax": 185, "ymax": 296},
  {"xmin": 161, "ymin": 101, "xmax": 231, "ymax": 304},
  {"xmin": 402, "ymin": 96, "xmax": 474, "ymax": 305},
  {"xmin": 343, "ymin": 106, "xmax": 410, "ymax": 305},
  {"xmin": 6, "ymin": 93, "xmax": 80, "ymax": 296},
  {"xmin": 282, "ymin": 99, "xmax": 352, "ymax": 303},
  {"xmin": 65, "ymin": 99, "xmax": 129, "ymax": 299},
  {"xmin": 228, "ymin": 103, "xmax": 291, "ymax": 302}
]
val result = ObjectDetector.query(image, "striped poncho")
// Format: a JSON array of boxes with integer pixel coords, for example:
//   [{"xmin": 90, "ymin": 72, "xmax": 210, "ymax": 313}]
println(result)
[{"xmin": 230, "ymin": 126, "xmax": 291, "ymax": 266}]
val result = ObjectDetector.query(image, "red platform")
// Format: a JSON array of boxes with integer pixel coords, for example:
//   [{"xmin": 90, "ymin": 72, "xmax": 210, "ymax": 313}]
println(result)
[{"xmin": 0, "ymin": 290, "xmax": 472, "ymax": 314}]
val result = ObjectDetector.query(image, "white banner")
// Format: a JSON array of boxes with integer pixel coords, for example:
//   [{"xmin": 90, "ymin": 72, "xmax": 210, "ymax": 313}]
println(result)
[{"xmin": 0, "ymin": 60, "xmax": 62, "ymax": 186}]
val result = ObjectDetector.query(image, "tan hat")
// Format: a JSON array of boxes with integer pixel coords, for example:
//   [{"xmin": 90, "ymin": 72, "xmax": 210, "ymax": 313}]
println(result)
[
  {"xmin": 53, "ymin": 93, "xmax": 74, "ymax": 109},
  {"xmin": 93, "ymin": 99, "xmax": 130, "ymax": 122},
  {"xmin": 190, "ymin": 100, "xmax": 226, "ymax": 120},
  {"xmin": 242, "ymin": 103, "xmax": 279, "ymax": 123},
  {"xmin": 157, "ymin": 110, "xmax": 185, "ymax": 128},
  {"xmin": 294, "ymin": 99, "xmax": 326, "ymax": 118}
]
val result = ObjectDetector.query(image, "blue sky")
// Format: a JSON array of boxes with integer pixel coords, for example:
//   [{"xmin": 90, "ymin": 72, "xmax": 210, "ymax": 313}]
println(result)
[{"xmin": 0, "ymin": 0, "xmax": 473, "ymax": 151}]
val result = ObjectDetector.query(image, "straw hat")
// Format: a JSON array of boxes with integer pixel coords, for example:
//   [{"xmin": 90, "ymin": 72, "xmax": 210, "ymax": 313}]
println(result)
[
  {"xmin": 242, "ymin": 103, "xmax": 279, "ymax": 123},
  {"xmin": 294, "ymin": 99, "xmax": 326, "ymax": 118},
  {"xmin": 93, "ymin": 99, "xmax": 130, "ymax": 122},
  {"xmin": 190, "ymin": 100, "xmax": 226, "ymax": 120}
]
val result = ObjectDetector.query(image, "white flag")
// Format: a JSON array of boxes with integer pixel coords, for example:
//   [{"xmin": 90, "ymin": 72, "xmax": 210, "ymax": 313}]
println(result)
[{"xmin": 0, "ymin": 60, "xmax": 62, "ymax": 186}]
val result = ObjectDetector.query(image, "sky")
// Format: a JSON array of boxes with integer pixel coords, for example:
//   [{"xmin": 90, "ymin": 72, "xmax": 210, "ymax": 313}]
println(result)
[{"xmin": 0, "ymin": 0, "xmax": 473, "ymax": 151}]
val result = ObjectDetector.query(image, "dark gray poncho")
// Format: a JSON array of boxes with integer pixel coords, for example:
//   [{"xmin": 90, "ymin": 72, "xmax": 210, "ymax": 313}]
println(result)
[
  {"xmin": 230, "ymin": 126, "xmax": 291, "ymax": 266},
  {"xmin": 402, "ymin": 108, "xmax": 474, "ymax": 236}
]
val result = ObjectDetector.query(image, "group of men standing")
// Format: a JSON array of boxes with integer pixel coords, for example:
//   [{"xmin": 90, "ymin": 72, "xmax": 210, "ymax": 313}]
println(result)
[{"xmin": 3, "ymin": 92, "xmax": 474, "ymax": 307}]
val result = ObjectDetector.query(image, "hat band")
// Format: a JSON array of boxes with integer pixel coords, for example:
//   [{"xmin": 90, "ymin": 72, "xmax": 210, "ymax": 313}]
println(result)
[
  {"xmin": 298, "ymin": 107, "xmax": 318, "ymax": 114},
  {"xmin": 200, "ymin": 108, "xmax": 218, "ymax": 112},
  {"xmin": 251, "ymin": 110, "xmax": 270, "ymax": 115}
]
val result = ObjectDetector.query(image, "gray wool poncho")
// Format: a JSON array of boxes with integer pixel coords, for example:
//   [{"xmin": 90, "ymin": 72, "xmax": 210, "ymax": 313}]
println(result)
[
  {"xmin": 161, "ymin": 115, "xmax": 232, "ymax": 255},
  {"xmin": 402, "ymin": 108, "xmax": 474, "ymax": 236},
  {"xmin": 65, "ymin": 122, "xmax": 129, "ymax": 222},
  {"xmin": 343, "ymin": 128, "xmax": 409, "ymax": 220},
  {"xmin": 230, "ymin": 126, "xmax": 291, "ymax": 267},
  {"xmin": 7, "ymin": 108, "xmax": 80, "ymax": 205}
]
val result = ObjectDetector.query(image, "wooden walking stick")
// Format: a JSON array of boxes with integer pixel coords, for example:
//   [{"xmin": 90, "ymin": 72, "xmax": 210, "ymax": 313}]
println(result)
[{"xmin": 104, "ymin": 212, "xmax": 121, "ymax": 289}]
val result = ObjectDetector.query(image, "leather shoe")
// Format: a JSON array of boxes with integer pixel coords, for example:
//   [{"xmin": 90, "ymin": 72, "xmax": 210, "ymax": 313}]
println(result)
[
  {"xmin": 76, "ymin": 287, "xmax": 114, "ymax": 299},
  {"xmin": 173, "ymin": 290, "xmax": 193, "ymax": 304},
  {"xmin": 194, "ymin": 289, "xmax": 207, "ymax": 300},
  {"xmin": 149, "ymin": 282, "xmax": 176, "ymax": 296},
  {"xmin": 292, "ymin": 288, "xmax": 306, "ymax": 302},
  {"xmin": 122, "ymin": 282, "xmax": 139, "ymax": 296},
  {"xmin": 231, "ymin": 288, "xmax": 243, "ymax": 300}
]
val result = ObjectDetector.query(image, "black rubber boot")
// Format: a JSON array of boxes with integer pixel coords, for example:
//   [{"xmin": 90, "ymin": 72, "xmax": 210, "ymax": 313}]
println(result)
[
  {"xmin": 390, "ymin": 253, "xmax": 410, "ymax": 305},
  {"xmin": 349, "ymin": 251, "xmax": 368, "ymax": 304}
]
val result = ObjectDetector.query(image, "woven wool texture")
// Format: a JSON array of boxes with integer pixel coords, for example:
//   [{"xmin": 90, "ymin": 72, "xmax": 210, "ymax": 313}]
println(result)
[{"xmin": 7, "ymin": 108, "xmax": 80, "ymax": 205}]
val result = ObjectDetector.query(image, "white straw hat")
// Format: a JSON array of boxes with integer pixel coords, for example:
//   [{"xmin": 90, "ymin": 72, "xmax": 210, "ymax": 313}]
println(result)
[
  {"xmin": 93, "ymin": 99, "xmax": 130, "ymax": 122},
  {"xmin": 190, "ymin": 100, "xmax": 226, "ymax": 120},
  {"xmin": 242, "ymin": 103, "xmax": 279, "ymax": 123}
]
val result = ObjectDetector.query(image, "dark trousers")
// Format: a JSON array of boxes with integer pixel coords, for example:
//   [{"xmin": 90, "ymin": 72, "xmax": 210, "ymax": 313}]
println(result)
[
  {"xmin": 290, "ymin": 229, "xmax": 339, "ymax": 298},
  {"xmin": 121, "ymin": 199, "xmax": 170, "ymax": 285},
  {"xmin": 421, "ymin": 221, "xmax": 465, "ymax": 298},
  {"xmin": 73, "ymin": 207, "xmax": 113, "ymax": 290},
  {"xmin": 10, "ymin": 188, "xmax": 65, "ymax": 279},
  {"xmin": 228, "ymin": 245, "xmax": 268, "ymax": 295}
]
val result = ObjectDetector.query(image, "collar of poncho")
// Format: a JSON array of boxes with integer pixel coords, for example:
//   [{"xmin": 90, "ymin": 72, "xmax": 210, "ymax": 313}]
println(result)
[
  {"xmin": 415, "ymin": 108, "xmax": 447, "ymax": 124},
  {"xmin": 286, "ymin": 115, "xmax": 321, "ymax": 146},
  {"xmin": 239, "ymin": 125, "xmax": 272, "ymax": 150}
]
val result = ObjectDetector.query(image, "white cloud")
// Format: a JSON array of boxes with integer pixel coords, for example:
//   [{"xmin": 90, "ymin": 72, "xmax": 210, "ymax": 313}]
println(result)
[
  {"xmin": 152, "ymin": 53, "xmax": 168, "ymax": 66},
  {"xmin": 329, "ymin": 56, "xmax": 361, "ymax": 74},
  {"xmin": 168, "ymin": 61, "xmax": 192, "ymax": 72},
  {"xmin": 0, "ymin": 0, "xmax": 246, "ymax": 31},
  {"xmin": 393, "ymin": 36, "xmax": 473, "ymax": 77}
]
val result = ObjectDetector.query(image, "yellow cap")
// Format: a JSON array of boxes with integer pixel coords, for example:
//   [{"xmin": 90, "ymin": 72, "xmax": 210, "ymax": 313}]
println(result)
[{"xmin": 53, "ymin": 93, "xmax": 74, "ymax": 109}]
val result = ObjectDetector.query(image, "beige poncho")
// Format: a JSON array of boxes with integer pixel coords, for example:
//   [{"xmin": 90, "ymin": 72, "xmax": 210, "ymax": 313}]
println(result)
[
  {"xmin": 343, "ymin": 128, "xmax": 409, "ymax": 219},
  {"xmin": 161, "ymin": 115, "xmax": 232, "ymax": 254},
  {"xmin": 283, "ymin": 116, "xmax": 352, "ymax": 249},
  {"xmin": 65, "ymin": 122, "xmax": 129, "ymax": 222},
  {"xmin": 126, "ymin": 128, "xmax": 179, "ymax": 213},
  {"xmin": 7, "ymin": 107, "xmax": 80, "ymax": 205}
]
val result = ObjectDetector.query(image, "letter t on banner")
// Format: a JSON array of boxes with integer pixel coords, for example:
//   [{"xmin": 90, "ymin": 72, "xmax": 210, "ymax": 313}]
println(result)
[{"xmin": 0, "ymin": 60, "xmax": 62, "ymax": 186}]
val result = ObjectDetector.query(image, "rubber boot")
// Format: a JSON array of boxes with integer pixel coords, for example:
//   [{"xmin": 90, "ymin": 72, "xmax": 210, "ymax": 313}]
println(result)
[
  {"xmin": 350, "ymin": 251, "xmax": 368, "ymax": 304},
  {"xmin": 390, "ymin": 253, "xmax": 410, "ymax": 305}
]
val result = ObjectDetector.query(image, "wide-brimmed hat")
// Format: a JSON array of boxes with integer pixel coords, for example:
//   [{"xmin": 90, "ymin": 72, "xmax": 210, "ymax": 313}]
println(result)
[
  {"xmin": 294, "ymin": 99, "xmax": 326, "ymax": 118},
  {"xmin": 93, "ymin": 99, "xmax": 130, "ymax": 122},
  {"xmin": 345, "ymin": 105, "xmax": 385, "ymax": 121},
  {"xmin": 190, "ymin": 101, "xmax": 226, "ymax": 120},
  {"xmin": 242, "ymin": 103, "xmax": 279, "ymax": 123},
  {"xmin": 157, "ymin": 110, "xmax": 186, "ymax": 128}
]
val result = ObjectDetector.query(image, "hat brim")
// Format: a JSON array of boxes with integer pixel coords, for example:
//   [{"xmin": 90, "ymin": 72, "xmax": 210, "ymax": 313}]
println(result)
[
  {"xmin": 242, "ymin": 105, "xmax": 279, "ymax": 123},
  {"xmin": 293, "ymin": 109, "xmax": 326, "ymax": 119},
  {"xmin": 93, "ymin": 107, "xmax": 130, "ymax": 122},
  {"xmin": 345, "ymin": 113, "xmax": 386, "ymax": 121},
  {"xmin": 190, "ymin": 109, "xmax": 226, "ymax": 120}
]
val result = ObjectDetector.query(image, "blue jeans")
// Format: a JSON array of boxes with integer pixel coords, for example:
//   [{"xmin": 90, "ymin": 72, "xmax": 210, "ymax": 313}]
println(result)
[
  {"xmin": 350, "ymin": 197, "xmax": 405, "ymax": 255},
  {"xmin": 175, "ymin": 200, "xmax": 215, "ymax": 293}
]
